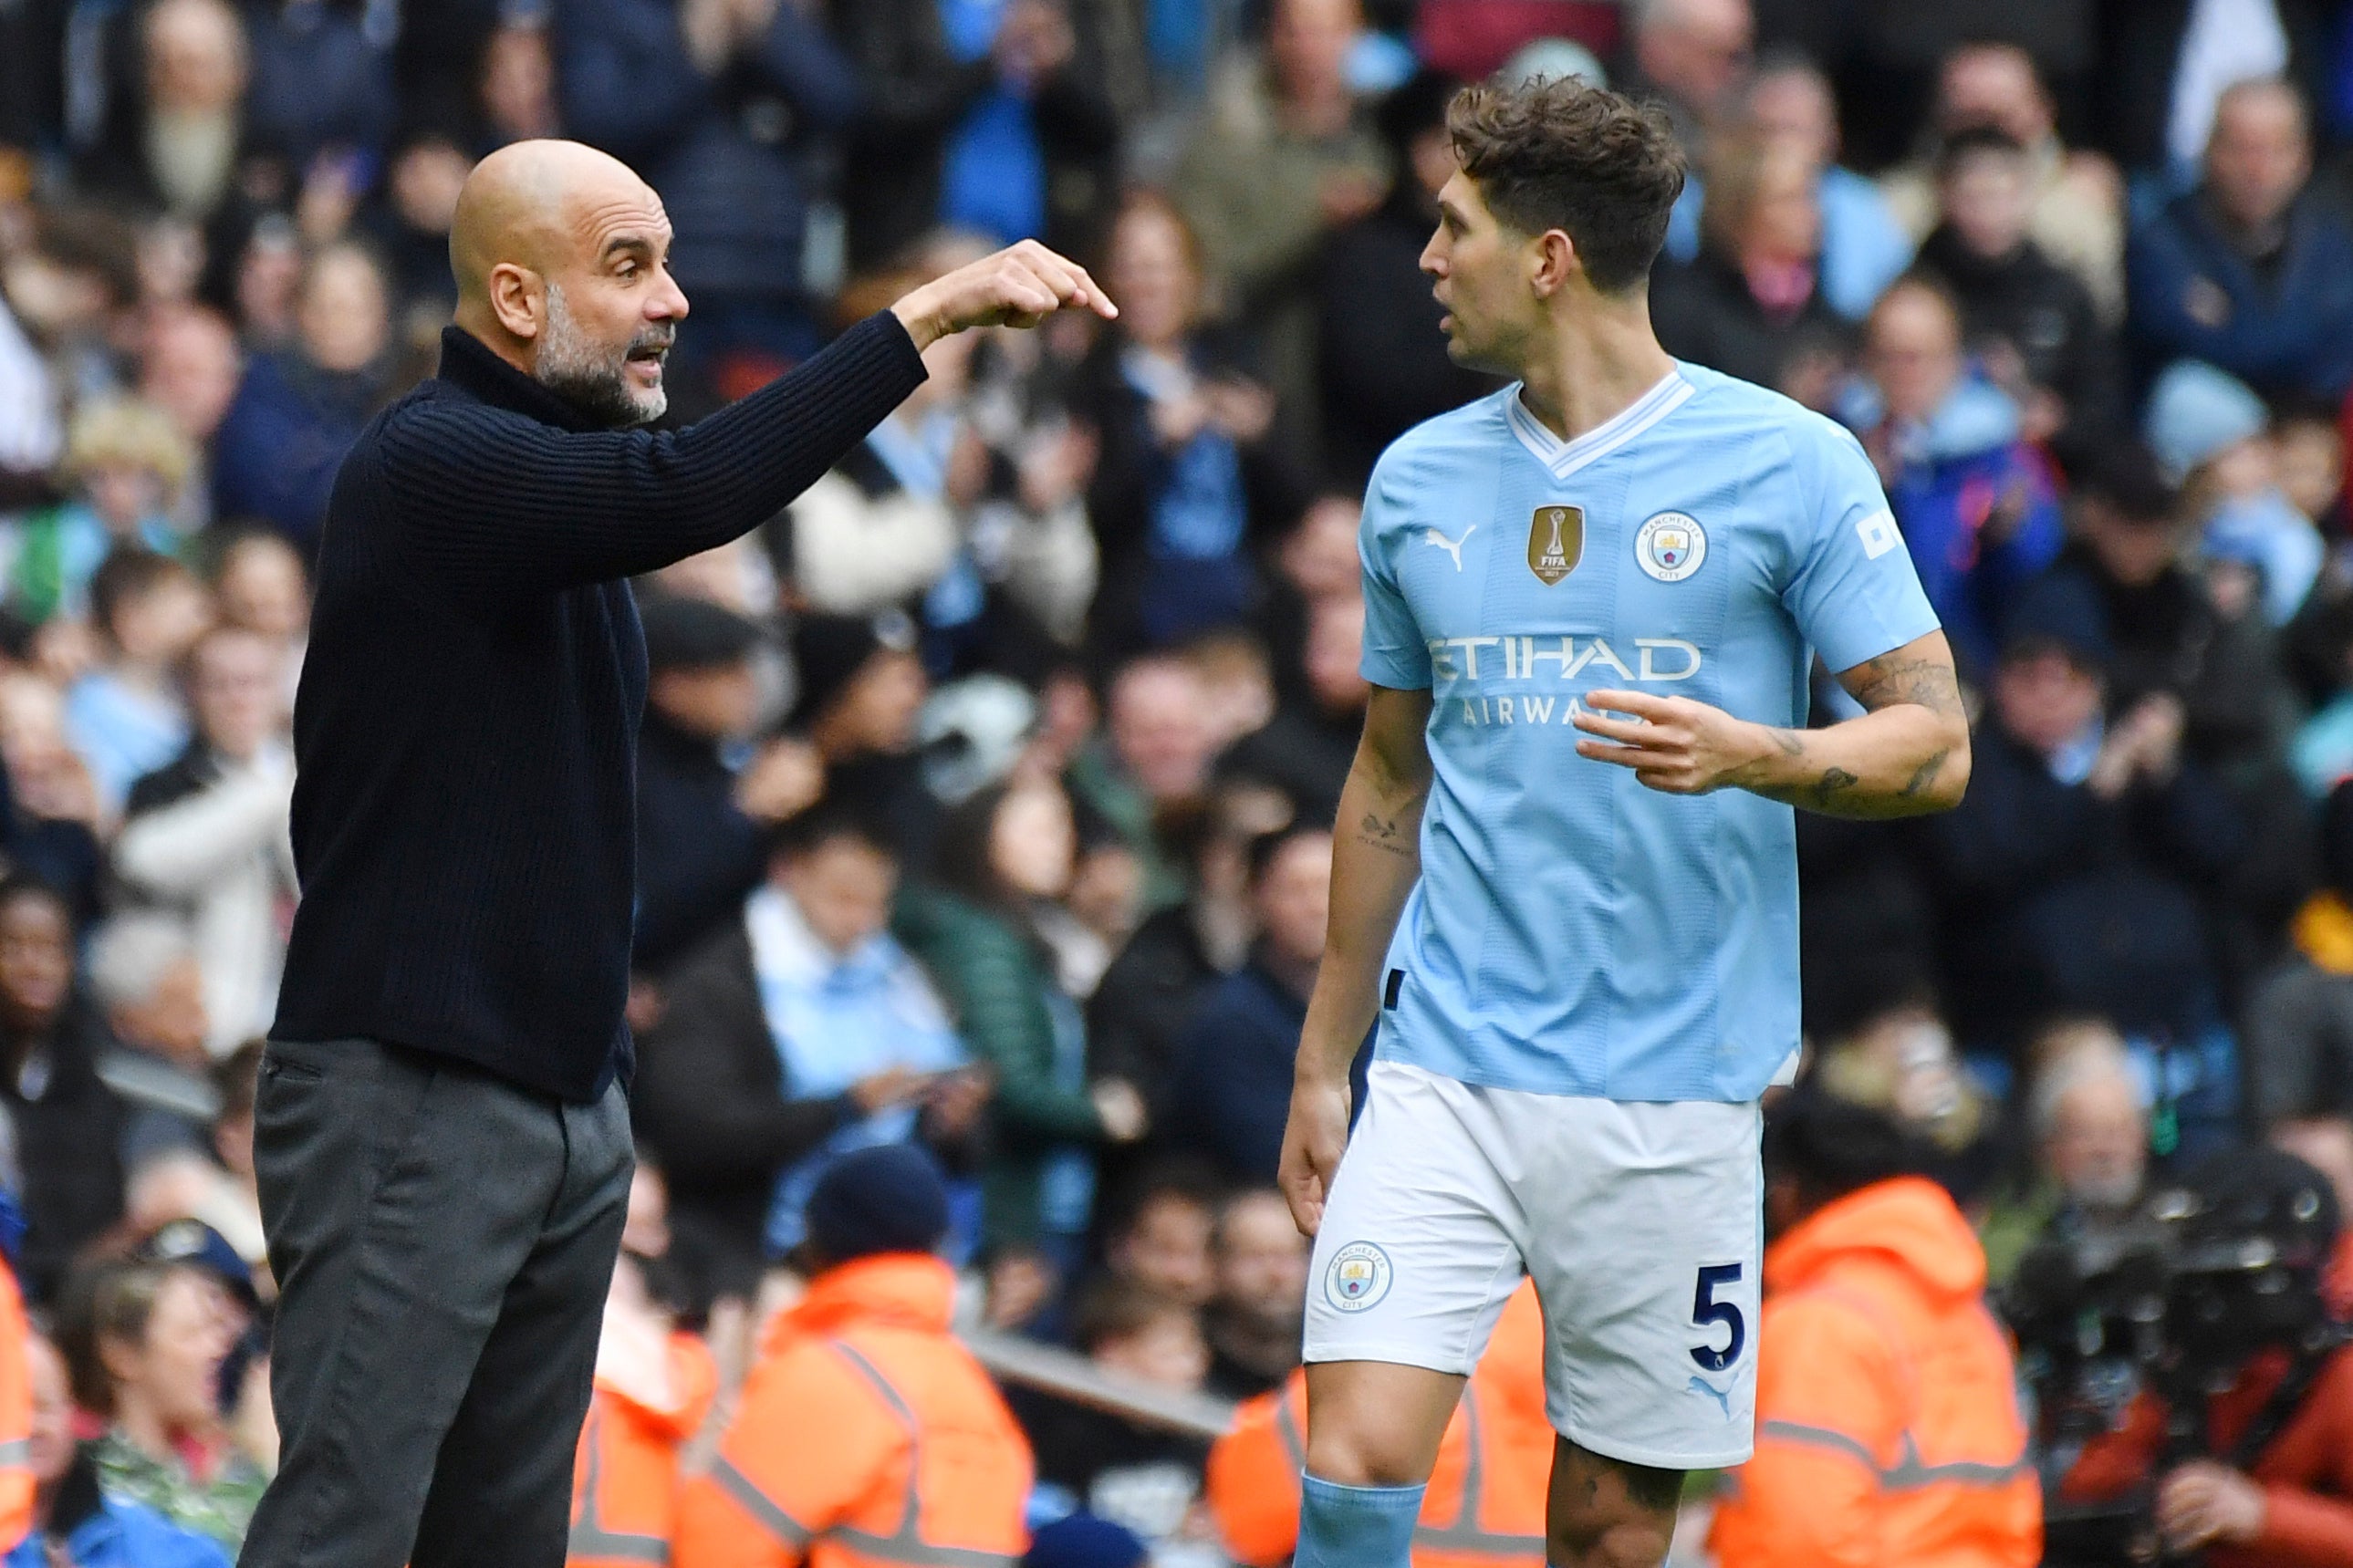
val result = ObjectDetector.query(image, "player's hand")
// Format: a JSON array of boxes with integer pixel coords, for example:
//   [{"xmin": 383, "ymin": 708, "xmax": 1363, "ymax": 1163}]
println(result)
[
  {"xmin": 890, "ymin": 239, "xmax": 1116, "ymax": 350},
  {"xmin": 1573, "ymin": 690, "xmax": 1773, "ymax": 795},
  {"xmin": 1279, "ymin": 1072, "xmax": 1353, "ymax": 1237},
  {"xmin": 2156, "ymin": 1461, "xmax": 2266, "ymax": 1549}
]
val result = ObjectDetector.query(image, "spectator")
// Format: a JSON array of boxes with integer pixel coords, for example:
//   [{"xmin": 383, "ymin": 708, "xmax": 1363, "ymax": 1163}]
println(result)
[
  {"xmin": 897, "ymin": 778, "xmax": 1147, "ymax": 1259},
  {"xmin": 1653, "ymin": 135, "xmax": 1847, "ymax": 398},
  {"xmin": 362, "ymin": 130, "xmax": 472, "ymax": 327},
  {"xmin": 1101, "ymin": 1165, "xmax": 1217, "ymax": 1309},
  {"xmin": 1842, "ymin": 275, "xmax": 2063, "ymax": 676},
  {"xmin": 2061, "ymin": 1147, "xmax": 2353, "ymax": 1565},
  {"xmin": 1202, "ymin": 1187, "xmax": 1307, "ymax": 1400},
  {"xmin": 786, "ymin": 610, "xmax": 938, "ymax": 870},
  {"xmin": 1210, "ymin": 1280, "xmax": 1551, "ymax": 1567},
  {"xmin": 208, "ymin": 533, "xmax": 308, "ymax": 714},
  {"xmin": 1088, "ymin": 782, "xmax": 1289, "ymax": 1144},
  {"xmin": 1171, "ymin": 0, "xmax": 1390, "ymax": 441},
  {"xmin": 630, "ymin": 597, "xmax": 819, "ymax": 972},
  {"xmin": 0, "ymin": 875, "xmax": 126, "ymax": 1301},
  {"xmin": 113, "ymin": 626, "xmax": 293, "ymax": 1056},
  {"xmin": 1079, "ymin": 194, "xmax": 1303, "ymax": 659},
  {"xmin": 57, "ymin": 1257, "xmax": 265, "ymax": 1551},
  {"xmin": 240, "ymin": 0, "xmax": 396, "ymax": 180},
  {"xmin": 0, "ymin": 678, "xmax": 107, "ymax": 926},
  {"xmin": 72, "ymin": 0, "xmax": 253, "ymax": 226},
  {"xmin": 2033, "ymin": 439, "xmax": 2300, "ymax": 782},
  {"xmin": 2094, "ymin": 0, "xmax": 2333, "ymax": 180},
  {"xmin": 1216, "ymin": 595, "xmax": 1367, "ymax": 825},
  {"xmin": 118, "ymin": 1042, "xmax": 267, "ymax": 1285},
  {"xmin": 1023, "ymin": 1513, "xmax": 1148, "ymax": 1568},
  {"xmin": 931, "ymin": 1, "xmax": 1125, "ymax": 260},
  {"xmin": 136, "ymin": 307, "xmax": 242, "ymax": 530},
  {"xmin": 558, "ymin": 0, "xmax": 861, "ymax": 371},
  {"xmin": 1727, "ymin": 52, "xmax": 1911, "ymax": 322},
  {"xmin": 1878, "ymin": 41, "xmax": 2124, "ymax": 320},
  {"xmin": 2127, "ymin": 77, "xmax": 2353, "ymax": 405},
  {"xmin": 1914, "ymin": 126, "xmax": 2121, "ymax": 441},
  {"xmin": 1977, "ymin": 1022, "xmax": 2151, "ymax": 1285},
  {"xmin": 209, "ymin": 241, "xmax": 394, "ymax": 549},
  {"xmin": 65, "ymin": 550, "xmax": 208, "ymax": 821},
  {"xmin": 673, "ymin": 1144, "xmax": 1033, "ymax": 1568},
  {"xmin": 1622, "ymin": 0, "xmax": 1754, "ymax": 159},
  {"xmin": 1015, "ymin": 1277, "xmax": 1214, "ymax": 1556},
  {"xmin": 15, "ymin": 400, "xmax": 193, "ymax": 624},
  {"xmin": 2144, "ymin": 358, "xmax": 2325, "ymax": 627},
  {"xmin": 1316, "ymin": 68, "xmax": 1499, "ymax": 491},
  {"xmin": 478, "ymin": 16, "xmax": 558, "ymax": 147},
  {"xmin": 1811, "ymin": 998, "xmax": 1997, "ymax": 1198},
  {"xmin": 1710, "ymin": 1086, "xmax": 2039, "ymax": 1568},
  {"xmin": 1166, "ymin": 824, "xmax": 1331, "ymax": 1186},
  {"xmin": 1923, "ymin": 603, "xmax": 2244, "ymax": 1077},
  {"xmin": 1068, "ymin": 651, "xmax": 1218, "ymax": 904},
  {"xmin": 83, "ymin": 913, "xmax": 212, "ymax": 1166},
  {"xmin": 566, "ymin": 1247, "xmax": 716, "ymax": 1568},
  {"xmin": 637, "ymin": 806, "xmax": 978, "ymax": 1298},
  {"xmin": 5, "ymin": 1330, "xmax": 226, "ymax": 1568}
]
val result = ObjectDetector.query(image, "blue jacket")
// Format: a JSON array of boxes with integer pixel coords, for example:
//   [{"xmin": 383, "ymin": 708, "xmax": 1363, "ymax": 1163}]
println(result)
[
  {"xmin": 4, "ymin": 1497, "xmax": 230, "ymax": 1568},
  {"xmin": 1843, "ymin": 377, "xmax": 2064, "ymax": 677},
  {"xmin": 2127, "ymin": 190, "xmax": 2353, "ymax": 400},
  {"xmin": 241, "ymin": 0, "xmax": 394, "ymax": 170},
  {"xmin": 209, "ymin": 352, "xmax": 384, "ymax": 549},
  {"xmin": 558, "ymin": 0, "xmax": 862, "ymax": 301}
]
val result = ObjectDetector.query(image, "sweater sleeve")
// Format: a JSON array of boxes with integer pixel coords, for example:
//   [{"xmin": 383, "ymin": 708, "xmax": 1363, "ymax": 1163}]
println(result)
[{"xmin": 379, "ymin": 312, "xmax": 927, "ymax": 595}]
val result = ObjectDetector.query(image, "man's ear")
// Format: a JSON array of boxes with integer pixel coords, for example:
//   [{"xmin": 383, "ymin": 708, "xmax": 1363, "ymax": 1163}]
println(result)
[
  {"xmin": 487, "ymin": 263, "xmax": 544, "ymax": 342},
  {"xmin": 1528, "ymin": 229, "xmax": 1578, "ymax": 298}
]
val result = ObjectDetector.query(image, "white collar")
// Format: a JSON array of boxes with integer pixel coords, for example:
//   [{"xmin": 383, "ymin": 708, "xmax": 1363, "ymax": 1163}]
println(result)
[{"xmin": 1504, "ymin": 368, "xmax": 1695, "ymax": 481}]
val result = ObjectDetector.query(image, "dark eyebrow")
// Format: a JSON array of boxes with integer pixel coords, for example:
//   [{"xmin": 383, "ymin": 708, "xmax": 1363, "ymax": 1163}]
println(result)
[
  {"xmin": 602, "ymin": 234, "xmax": 657, "ymax": 264},
  {"xmin": 1436, "ymin": 196, "xmax": 1469, "ymax": 228}
]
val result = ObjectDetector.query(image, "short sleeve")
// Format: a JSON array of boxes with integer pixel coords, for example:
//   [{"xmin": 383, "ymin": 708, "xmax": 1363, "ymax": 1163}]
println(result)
[
  {"xmin": 1778, "ymin": 421, "xmax": 1941, "ymax": 673},
  {"xmin": 1358, "ymin": 459, "xmax": 1432, "ymax": 690}
]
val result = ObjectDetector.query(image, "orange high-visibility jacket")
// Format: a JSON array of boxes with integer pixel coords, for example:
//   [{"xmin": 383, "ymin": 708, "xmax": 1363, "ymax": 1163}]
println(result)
[
  {"xmin": 1207, "ymin": 1281, "xmax": 1552, "ymax": 1567},
  {"xmin": 1710, "ymin": 1177, "xmax": 2041, "ymax": 1568},
  {"xmin": 568, "ymin": 1330, "xmax": 719, "ymax": 1565},
  {"xmin": 0, "ymin": 1258, "xmax": 29, "ymax": 1552},
  {"xmin": 673, "ymin": 1254, "xmax": 1033, "ymax": 1568}
]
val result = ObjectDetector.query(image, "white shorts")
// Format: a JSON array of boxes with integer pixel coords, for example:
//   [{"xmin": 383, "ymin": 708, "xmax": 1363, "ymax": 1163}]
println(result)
[{"xmin": 1304, "ymin": 1061, "xmax": 1763, "ymax": 1469}]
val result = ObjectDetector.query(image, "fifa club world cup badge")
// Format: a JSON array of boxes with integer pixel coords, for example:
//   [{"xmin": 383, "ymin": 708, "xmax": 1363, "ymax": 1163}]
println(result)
[
  {"xmin": 1527, "ymin": 504, "xmax": 1585, "ymax": 585},
  {"xmin": 1324, "ymin": 1241, "xmax": 1394, "ymax": 1313},
  {"xmin": 1635, "ymin": 512, "xmax": 1707, "ymax": 582}
]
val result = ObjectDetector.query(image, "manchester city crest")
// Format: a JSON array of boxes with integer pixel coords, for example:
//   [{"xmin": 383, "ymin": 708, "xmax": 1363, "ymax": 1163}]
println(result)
[
  {"xmin": 1527, "ymin": 504, "xmax": 1584, "ymax": 585},
  {"xmin": 1323, "ymin": 1241, "xmax": 1394, "ymax": 1313},
  {"xmin": 1635, "ymin": 512, "xmax": 1707, "ymax": 582}
]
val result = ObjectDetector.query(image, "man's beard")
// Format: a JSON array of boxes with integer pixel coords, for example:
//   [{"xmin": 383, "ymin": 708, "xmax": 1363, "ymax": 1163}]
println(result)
[{"xmin": 536, "ymin": 283, "xmax": 672, "ymax": 429}]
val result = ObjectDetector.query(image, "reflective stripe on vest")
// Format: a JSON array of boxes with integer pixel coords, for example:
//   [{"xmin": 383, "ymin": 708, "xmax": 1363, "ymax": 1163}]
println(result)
[
  {"xmin": 713, "ymin": 1346, "xmax": 1015, "ymax": 1565},
  {"xmin": 1758, "ymin": 1420, "xmax": 2031, "ymax": 1493},
  {"xmin": 1276, "ymin": 1385, "xmax": 1546, "ymax": 1560},
  {"xmin": 1411, "ymin": 1386, "xmax": 1547, "ymax": 1559},
  {"xmin": 0, "ymin": 1440, "xmax": 26, "ymax": 1469},
  {"xmin": 568, "ymin": 1410, "xmax": 673, "ymax": 1565}
]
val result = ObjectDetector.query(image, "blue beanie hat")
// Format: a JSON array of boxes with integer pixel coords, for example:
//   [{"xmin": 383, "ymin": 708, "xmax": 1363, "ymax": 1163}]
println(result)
[
  {"xmin": 1022, "ymin": 1514, "xmax": 1149, "ymax": 1568},
  {"xmin": 803, "ymin": 1143, "xmax": 951, "ymax": 1263},
  {"xmin": 2143, "ymin": 359, "xmax": 2268, "ymax": 483}
]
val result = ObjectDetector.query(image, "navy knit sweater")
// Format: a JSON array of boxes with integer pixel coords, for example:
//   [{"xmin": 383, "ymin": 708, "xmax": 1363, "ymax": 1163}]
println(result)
[{"xmin": 272, "ymin": 313, "xmax": 928, "ymax": 1101}]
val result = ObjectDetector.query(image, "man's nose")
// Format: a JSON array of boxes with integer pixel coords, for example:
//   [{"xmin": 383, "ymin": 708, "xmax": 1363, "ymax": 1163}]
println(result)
[{"xmin": 651, "ymin": 271, "xmax": 689, "ymax": 322}]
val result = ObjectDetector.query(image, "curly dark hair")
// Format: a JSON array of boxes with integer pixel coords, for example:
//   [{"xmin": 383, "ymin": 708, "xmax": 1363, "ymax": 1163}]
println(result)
[{"xmin": 1446, "ymin": 77, "xmax": 1688, "ymax": 295}]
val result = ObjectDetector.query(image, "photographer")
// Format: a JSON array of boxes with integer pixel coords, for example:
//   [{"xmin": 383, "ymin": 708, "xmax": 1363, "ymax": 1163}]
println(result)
[
  {"xmin": 2056, "ymin": 1149, "xmax": 2353, "ymax": 1564},
  {"xmin": 1710, "ymin": 1085, "xmax": 2040, "ymax": 1568}
]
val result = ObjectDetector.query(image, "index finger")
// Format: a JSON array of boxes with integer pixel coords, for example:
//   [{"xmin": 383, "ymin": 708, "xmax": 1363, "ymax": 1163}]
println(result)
[
  {"xmin": 1581, "ymin": 688, "xmax": 1676, "ymax": 720},
  {"xmin": 1012, "ymin": 242, "xmax": 1119, "ymax": 320}
]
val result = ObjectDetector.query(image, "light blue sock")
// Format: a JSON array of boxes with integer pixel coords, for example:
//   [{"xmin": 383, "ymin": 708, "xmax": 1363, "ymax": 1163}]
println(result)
[{"xmin": 1295, "ymin": 1473, "xmax": 1425, "ymax": 1568}]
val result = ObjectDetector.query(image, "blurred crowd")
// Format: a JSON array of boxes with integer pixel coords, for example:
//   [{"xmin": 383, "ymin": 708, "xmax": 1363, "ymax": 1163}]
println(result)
[{"xmin": 5, "ymin": 0, "xmax": 2353, "ymax": 1562}]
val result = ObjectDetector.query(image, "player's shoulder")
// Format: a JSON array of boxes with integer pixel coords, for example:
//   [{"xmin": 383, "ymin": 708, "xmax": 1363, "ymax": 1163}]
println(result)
[
  {"xmin": 1671, "ymin": 361, "xmax": 1868, "ymax": 470},
  {"xmin": 1368, "ymin": 386, "xmax": 1518, "ymax": 493}
]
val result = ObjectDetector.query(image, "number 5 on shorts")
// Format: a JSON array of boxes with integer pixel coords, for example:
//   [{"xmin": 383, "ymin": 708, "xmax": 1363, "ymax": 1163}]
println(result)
[{"xmin": 1689, "ymin": 1263, "xmax": 1744, "ymax": 1372}]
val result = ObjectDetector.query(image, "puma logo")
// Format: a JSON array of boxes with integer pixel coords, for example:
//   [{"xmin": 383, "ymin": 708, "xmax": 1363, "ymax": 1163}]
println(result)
[
  {"xmin": 1687, "ymin": 1376, "xmax": 1734, "ymax": 1419},
  {"xmin": 1424, "ymin": 524, "xmax": 1476, "ymax": 571}
]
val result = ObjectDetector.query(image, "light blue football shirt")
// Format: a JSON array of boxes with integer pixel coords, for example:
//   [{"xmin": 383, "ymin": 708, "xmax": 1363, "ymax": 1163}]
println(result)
[{"xmin": 1359, "ymin": 363, "xmax": 1940, "ymax": 1103}]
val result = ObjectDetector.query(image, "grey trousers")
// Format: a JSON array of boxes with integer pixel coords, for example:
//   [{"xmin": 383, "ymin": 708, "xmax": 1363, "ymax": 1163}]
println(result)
[{"xmin": 236, "ymin": 1037, "xmax": 632, "ymax": 1568}]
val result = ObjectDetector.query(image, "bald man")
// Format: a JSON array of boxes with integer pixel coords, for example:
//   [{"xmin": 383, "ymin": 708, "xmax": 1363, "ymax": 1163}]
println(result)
[{"xmin": 250, "ymin": 140, "xmax": 1111, "ymax": 1568}]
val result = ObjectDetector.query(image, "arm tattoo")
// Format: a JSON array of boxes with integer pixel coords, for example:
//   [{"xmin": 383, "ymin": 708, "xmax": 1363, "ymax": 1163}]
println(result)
[
  {"xmin": 1809, "ymin": 766, "xmax": 1860, "ymax": 808},
  {"xmin": 1357, "ymin": 812, "xmax": 1414, "ymax": 858},
  {"xmin": 1900, "ymin": 748, "xmax": 1951, "ymax": 798},
  {"xmin": 1843, "ymin": 650, "xmax": 1964, "ymax": 722}
]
